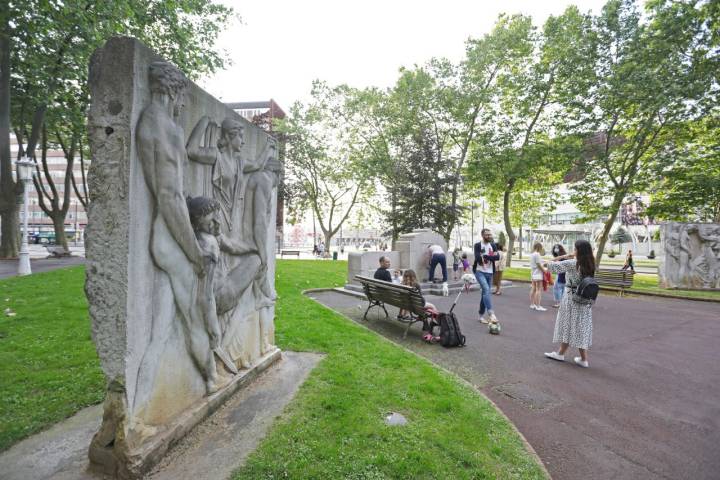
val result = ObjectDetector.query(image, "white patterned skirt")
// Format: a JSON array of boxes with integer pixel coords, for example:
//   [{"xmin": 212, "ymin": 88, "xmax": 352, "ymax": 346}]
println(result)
[{"xmin": 552, "ymin": 289, "xmax": 593, "ymax": 349}]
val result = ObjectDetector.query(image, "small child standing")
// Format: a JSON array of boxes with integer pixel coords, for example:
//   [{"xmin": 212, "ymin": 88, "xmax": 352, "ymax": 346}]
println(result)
[
  {"xmin": 452, "ymin": 248, "xmax": 462, "ymax": 280},
  {"xmin": 461, "ymin": 252, "xmax": 470, "ymax": 273},
  {"xmin": 391, "ymin": 269, "xmax": 402, "ymax": 284}
]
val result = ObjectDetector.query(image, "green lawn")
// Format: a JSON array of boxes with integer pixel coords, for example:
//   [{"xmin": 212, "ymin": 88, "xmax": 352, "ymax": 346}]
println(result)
[
  {"xmin": 0, "ymin": 262, "xmax": 546, "ymax": 479},
  {"xmin": 502, "ymin": 267, "xmax": 720, "ymax": 301},
  {"xmin": 0, "ymin": 268, "xmax": 105, "ymax": 452}
]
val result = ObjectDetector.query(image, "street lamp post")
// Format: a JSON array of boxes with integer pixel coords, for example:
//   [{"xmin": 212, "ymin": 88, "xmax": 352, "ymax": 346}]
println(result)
[
  {"xmin": 470, "ymin": 201, "xmax": 475, "ymax": 248},
  {"xmin": 16, "ymin": 157, "xmax": 34, "ymax": 276}
]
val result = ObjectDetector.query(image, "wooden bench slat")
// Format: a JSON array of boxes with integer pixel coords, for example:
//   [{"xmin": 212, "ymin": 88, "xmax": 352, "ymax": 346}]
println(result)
[
  {"xmin": 593, "ymin": 269, "xmax": 634, "ymax": 296},
  {"xmin": 356, "ymin": 275, "xmax": 429, "ymax": 338}
]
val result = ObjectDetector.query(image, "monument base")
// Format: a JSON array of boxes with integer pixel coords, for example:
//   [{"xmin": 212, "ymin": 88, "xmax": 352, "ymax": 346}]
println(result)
[{"xmin": 89, "ymin": 347, "xmax": 281, "ymax": 479}]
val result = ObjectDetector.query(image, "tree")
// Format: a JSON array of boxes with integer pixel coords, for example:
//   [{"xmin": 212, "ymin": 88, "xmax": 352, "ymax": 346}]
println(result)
[
  {"xmin": 610, "ymin": 226, "xmax": 632, "ymax": 253},
  {"xmin": 466, "ymin": 8, "xmax": 591, "ymax": 266},
  {"xmin": 277, "ymin": 84, "xmax": 373, "ymax": 254},
  {"xmin": 497, "ymin": 231, "xmax": 507, "ymax": 248},
  {"xmin": 1, "ymin": 0, "xmax": 234, "ymax": 256},
  {"xmin": 568, "ymin": 0, "xmax": 715, "ymax": 263},
  {"xmin": 646, "ymin": 114, "xmax": 720, "ymax": 222}
]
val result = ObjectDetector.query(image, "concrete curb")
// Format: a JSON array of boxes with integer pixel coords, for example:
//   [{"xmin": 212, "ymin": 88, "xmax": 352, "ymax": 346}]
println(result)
[
  {"xmin": 506, "ymin": 277, "xmax": 720, "ymax": 303},
  {"xmin": 302, "ymin": 290, "xmax": 551, "ymax": 479}
]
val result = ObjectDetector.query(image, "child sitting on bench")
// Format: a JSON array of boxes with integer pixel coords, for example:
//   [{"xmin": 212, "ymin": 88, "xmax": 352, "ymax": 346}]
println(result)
[{"xmin": 398, "ymin": 269, "xmax": 439, "ymax": 341}]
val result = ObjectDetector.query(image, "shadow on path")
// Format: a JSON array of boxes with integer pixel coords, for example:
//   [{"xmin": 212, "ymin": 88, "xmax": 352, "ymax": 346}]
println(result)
[{"xmin": 309, "ymin": 286, "xmax": 720, "ymax": 480}]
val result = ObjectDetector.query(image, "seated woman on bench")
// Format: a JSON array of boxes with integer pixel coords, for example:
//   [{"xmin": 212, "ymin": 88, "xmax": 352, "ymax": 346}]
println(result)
[{"xmin": 398, "ymin": 269, "xmax": 439, "ymax": 341}]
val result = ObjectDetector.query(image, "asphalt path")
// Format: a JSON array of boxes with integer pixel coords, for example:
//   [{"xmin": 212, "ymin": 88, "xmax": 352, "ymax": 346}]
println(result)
[
  {"xmin": 310, "ymin": 285, "xmax": 720, "ymax": 480},
  {"xmin": 0, "ymin": 257, "xmax": 86, "ymax": 279}
]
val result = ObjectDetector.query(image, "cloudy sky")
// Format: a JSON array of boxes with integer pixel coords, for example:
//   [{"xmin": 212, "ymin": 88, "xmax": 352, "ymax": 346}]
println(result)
[{"xmin": 200, "ymin": 0, "xmax": 609, "ymax": 111}]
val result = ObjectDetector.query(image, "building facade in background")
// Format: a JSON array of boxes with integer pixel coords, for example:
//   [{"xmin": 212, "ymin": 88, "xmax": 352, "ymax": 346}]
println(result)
[{"xmin": 8, "ymin": 134, "xmax": 87, "ymax": 244}]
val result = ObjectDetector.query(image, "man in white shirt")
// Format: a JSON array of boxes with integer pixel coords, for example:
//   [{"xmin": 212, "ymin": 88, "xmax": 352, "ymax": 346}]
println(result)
[
  {"xmin": 473, "ymin": 228, "xmax": 500, "ymax": 323},
  {"xmin": 427, "ymin": 244, "xmax": 447, "ymax": 283}
]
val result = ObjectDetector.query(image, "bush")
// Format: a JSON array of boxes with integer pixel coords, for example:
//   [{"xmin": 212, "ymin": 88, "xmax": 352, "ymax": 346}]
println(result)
[
  {"xmin": 648, "ymin": 249, "xmax": 656, "ymax": 259},
  {"xmin": 608, "ymin": 249, "xmax": 617, "ymax": 258}
]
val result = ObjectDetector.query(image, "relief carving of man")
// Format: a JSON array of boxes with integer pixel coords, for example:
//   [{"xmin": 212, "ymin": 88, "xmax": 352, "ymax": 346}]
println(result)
[
  {"xmin": 242, "ymin": 141, "xmax": 281, "ymax": 307},
  {"xmin": 133, "ymin": 62, "xmax": 221, "ymax": 418}
]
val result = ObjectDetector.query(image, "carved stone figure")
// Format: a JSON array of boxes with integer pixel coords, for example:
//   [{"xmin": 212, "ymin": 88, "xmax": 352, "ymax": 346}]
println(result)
[
  {"xmin": 187, "ymin": 116, "xmax": 244, "ymax": 234},
  {"xmin": 133, "ymin": 61, "xmax": 221, "ymax": 417},
  {"xmin": 242, "ymin": 141, "xmax": 281, "ymax": 307},
  {"xmin": 659, "ymin": 222, "xmax": 720, "ymax": 290},
  {"xmin": 187, "ymin": 195, "xmax": 239, "ymax": 377}
]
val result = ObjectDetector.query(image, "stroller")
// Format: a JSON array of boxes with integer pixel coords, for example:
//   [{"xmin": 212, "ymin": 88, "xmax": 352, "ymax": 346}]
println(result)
[{"xmin": 422, "ymin": 290, "xmax": 466, "ymax": 347}]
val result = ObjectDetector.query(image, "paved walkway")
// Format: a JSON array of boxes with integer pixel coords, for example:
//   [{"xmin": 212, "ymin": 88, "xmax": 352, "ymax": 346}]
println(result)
[
  {"xmin": 0, "ymin": 257, "xmax": 86, "ymax": 279},
  {"xmin": 310, "ymin": 286, "xmax": 720, "ymax": 480}
]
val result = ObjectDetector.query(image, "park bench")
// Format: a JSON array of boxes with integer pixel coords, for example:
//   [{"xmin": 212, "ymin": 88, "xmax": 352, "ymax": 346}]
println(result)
[
  {"xmin": 355, "ymin": 275, "xmax": 427, "ymax": 338},
  {"xmin": 45, "ymin": 246, "xmax": 72, "ymax": 258},
  {"xmin": 595, "ymin": 269, "xmax": 635, "ymax": 297},
  {"xmin": 280, "ymin": 250, "xmax": 301, "ymax": 258}
]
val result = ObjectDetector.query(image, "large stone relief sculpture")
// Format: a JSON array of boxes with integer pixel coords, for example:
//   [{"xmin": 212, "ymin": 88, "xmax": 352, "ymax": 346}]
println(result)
[
  {"xmin": 659, "ymin": 222, "xmax": 720, "ymax": 290},
  {"xmin": 85, "ymin": 37, "xmax": 281, "ymax": 479}
]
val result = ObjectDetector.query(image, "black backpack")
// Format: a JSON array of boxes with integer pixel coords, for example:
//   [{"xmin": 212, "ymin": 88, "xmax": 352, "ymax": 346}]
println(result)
[
  {"xmin": 572, "ymin": 276, "xmax": 599, "ymax": 305},
  {"xmin": 438, "ymin": 312, "xmax": 466, "ymax": 348}
]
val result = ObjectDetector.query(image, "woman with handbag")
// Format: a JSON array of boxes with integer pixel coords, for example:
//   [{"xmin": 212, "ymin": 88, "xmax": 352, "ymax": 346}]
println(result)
[{"xmin": 543, "ymin": 240, "xmax": 596, "ymax": 368}]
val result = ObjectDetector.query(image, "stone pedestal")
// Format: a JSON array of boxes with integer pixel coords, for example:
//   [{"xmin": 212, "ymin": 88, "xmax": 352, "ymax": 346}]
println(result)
[
  {"xmin": 395, "ymin": 229, "xmax": 448, "ymax": 282},
  {"xmin": 86, "ymin": 37, "xmax": 280, "ymax": 478},
  {"xmin": 658, "ymin": 222, "xmax": 720, "ymax": 290},
  {"xmin": 347, "ymin": 251, "xmax": 400, "ymax": 285}
]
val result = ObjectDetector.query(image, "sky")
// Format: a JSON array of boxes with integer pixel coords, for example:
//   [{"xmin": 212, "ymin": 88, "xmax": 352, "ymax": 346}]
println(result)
[{"xmin": 200, "ymin": 0, "xmax": 609, "ymax": 111}]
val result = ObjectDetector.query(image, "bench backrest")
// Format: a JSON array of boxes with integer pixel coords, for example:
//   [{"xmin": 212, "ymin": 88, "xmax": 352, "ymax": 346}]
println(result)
[
  {"xmin": 355, "ymin": 275, "xmax": 427, "ymax": 317},
  {"xmin": 595, "ymin": 269, "xmax": 634, "ymax": 287}
]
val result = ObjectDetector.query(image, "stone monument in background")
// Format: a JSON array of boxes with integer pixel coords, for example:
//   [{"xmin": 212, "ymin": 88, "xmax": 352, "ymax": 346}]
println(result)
[
  {"xmin": 85, "ymin": 37, "xmax": 281, "ymax": 478},
  {"xmin": 659, "ymin": 222, "xmax": 720, "ymax": 290}
]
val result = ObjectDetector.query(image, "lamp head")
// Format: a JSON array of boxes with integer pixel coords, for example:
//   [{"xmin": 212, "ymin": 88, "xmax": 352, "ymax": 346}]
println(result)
[{"xmin": 16, "ymin": 157, "xmax": 33, "ymax": 182}]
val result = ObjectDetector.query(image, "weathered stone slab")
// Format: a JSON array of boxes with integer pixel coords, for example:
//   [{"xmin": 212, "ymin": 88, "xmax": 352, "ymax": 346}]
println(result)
[
  {"xmin": 347, "ymin": 251, "xmax": 400, "ymax": 285},
  {"xmin": 394, "ymin": 229, "xmax": 448, "ymax": 281},
  {"xmin": 659, "ymin": 222, "xmax": 720, "ymax": 290},
  {"xmin": 86, "ymin": 37, "xmax": 280, "ymax": 478}
]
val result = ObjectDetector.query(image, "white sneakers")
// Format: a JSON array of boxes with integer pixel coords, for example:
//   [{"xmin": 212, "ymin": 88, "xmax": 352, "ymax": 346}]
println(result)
[
  {"xmin": 574, "ymin": 356, "xmax": 589, "ymax": 368},
  {"xmin": 544, "ymin": 351, "xmax": 564, "ymax": 361},
  {"xmin": 530, "ymin": 304, "xmax": 548, "ymax": 311},
  {"xmin": 480, "ymin": 312, "xmax": 498, "ymax": 324},
  {"xmin": 544, "ymin": 351, "xmax": 590, "ymax": 368}
]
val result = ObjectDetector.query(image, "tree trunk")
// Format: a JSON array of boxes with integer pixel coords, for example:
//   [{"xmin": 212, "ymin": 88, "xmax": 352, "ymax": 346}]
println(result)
[
  {"xmin": 0, "ymin": 17, "xmax": 19, "ymax": 258},
  {"xmin": 595, "ymin": 194, "xmax": 624, "ymax": 265},
  {"xmin": 51, "ymin": 214, "xmax": 69, "ymax": 252},
  {"xmin": 503, "ymin": 184, "xmax": 515, "ymax": 267},
  {"xmin": 0, "ymin": 206, "xmax": 19, "ymax": 258},
  {"xmin": 323, "ymin": 231, "xmax": 333, "ymax": 258}
]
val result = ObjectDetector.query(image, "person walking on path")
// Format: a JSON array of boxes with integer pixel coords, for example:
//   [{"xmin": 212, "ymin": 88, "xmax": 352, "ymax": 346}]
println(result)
[
  {"xmin": 473, "ymin": 228, "xmax": 500, "ymax": 324},
  {"xmin": 544, "ymin": 240, "xmax": 596, "ymax": 368},
  {"xmin": 529, "ymin": 242, "xmax": 547, "ymax": 311},
  {"xmin": 427, "ymin": 244, "xmax": 448, "ymax": 283},
  {"xmin": 622, "ymin": 249, "xmax": 635, "ymax": 272},
  {"xmin": 551, "ymin": 244, "xmax": 567, "ymax": 308},
  {"xmin": 493, "ymin": 244, "xmax": 506, "ymax": 295}
]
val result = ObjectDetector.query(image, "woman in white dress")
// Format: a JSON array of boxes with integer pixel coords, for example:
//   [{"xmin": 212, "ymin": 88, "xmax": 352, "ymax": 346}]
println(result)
[
  {"xmin": 543, "ymin": 240, "xmax": 596, "ymax": 368},
  {"xmin": 529, "ymin": 242, "xmax": 547, "ymax": 311}
]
